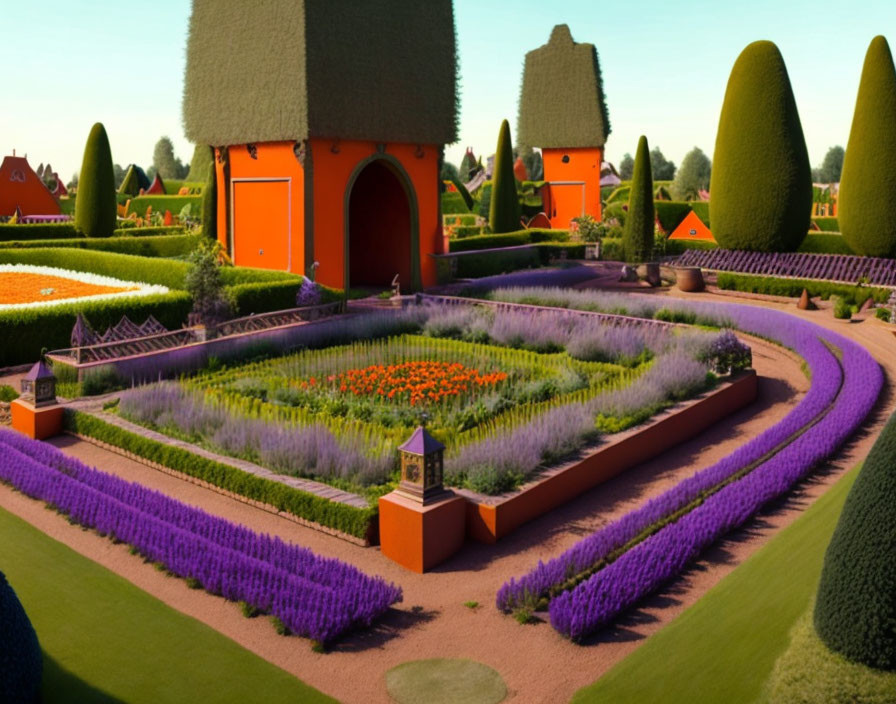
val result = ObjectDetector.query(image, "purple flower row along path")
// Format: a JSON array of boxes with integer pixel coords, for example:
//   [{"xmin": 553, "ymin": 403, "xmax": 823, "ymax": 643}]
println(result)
[
  {"xmin": 0, "ymin": 429, "xmax": 401, "ymax": 645},
  {"xmin": 498, "ymin": 300, "xmax": 882, "ymax": 640},
  {"xmin": 674, "ymin": 247, "xmax": 896, "ymax": 287}
]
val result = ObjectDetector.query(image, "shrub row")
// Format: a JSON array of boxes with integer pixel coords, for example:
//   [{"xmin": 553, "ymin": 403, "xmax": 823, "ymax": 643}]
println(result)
[
  {"xmin": 448, "ymin": 229, "xmax": 569, "ymax": 252},
  {"xmin": 162, "ymin": 180, "xmax": 205, "ymax": 195},
  {"xmin": 112, "ymin": 225, "xmax": 187, "ymax": 238},
  {"xmin": 0, "ymin": 223, "xmax": 78, "ymax": 241},
  {"xmin": 441, "ymin": 191, "xmax": 470, "ymax": 214},
  {"xmin": 451, "ymin": 225, "xmax": 486, "ymax": 238},
  {"xmin": 62, "ymin": 410, "xmax": 377, "ymax": 541},
  {"xmin": 125, "ymin": 195, "xmax": 203, "ymax": 217},
  {"xmin": 455, "ymin": 247, "xmax": 541, "ymax": 278},
  {"xmin": 0, "ymin": 234, "xmax": 201, "ymax": 258},
  {"xmin": 716, "ymin": 272, "xmax": 889, "ymax": 306},
  {"xmin": 798, "ymin": 233, "xmax": 853, "ymax": 255},
  {"xmin": 0, "ymin": 292, "xmax": 192, "ymax": 367},
  {"xmin": 812, "ymin": 216, "xmax": 840, "ymax": 232},
  {"xmin": 229, "ymin": 280, "xmax": 341, "ymax": 316}
]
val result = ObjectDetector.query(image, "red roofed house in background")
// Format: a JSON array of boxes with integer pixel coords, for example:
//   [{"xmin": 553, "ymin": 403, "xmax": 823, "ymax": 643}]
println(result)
[
  {"xmin": 668, "ymin": 209, "xmax": 716, "ymax": 243},
  {"xmin": 0, "ymin": 152, "xmax": 61, "ymax": 216}
]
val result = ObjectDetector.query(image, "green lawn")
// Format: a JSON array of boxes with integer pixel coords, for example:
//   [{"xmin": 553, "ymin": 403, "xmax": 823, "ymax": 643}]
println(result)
[
  {"xmin": 573, "ymin": 465, "xmax": 860, "ymax": 704},
  {"xmin": 0, "ymin": 506, "xmax": 335, "ymax": 703}
]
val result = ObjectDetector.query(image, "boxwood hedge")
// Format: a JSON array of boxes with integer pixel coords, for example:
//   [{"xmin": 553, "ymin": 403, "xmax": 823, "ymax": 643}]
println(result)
[
  {"xmin": 126, "ymin": 195, "xmax": 202, "ymax": 218},
  {"xmin": 448, "ymin": 229, "xmax": 569, "ymax": 252},
  {"xmin": 63, "ymin": 410, "xmax": 378, "ymax": 542},
  {"xmin": 0, "ymin": 223, "xmax": 78, "ymax": 241},
  {"xmin": 716, "ymin": 272, "xmax": 887, "ymax": 306},
  {"xmin": 0, "ymin": 234, "xmax": 201, "ymax": 258}
]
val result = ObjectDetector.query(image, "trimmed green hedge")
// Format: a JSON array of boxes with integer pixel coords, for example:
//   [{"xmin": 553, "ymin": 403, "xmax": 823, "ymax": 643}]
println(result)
[
  {"xmin": 451, "ymin": 225, "xmax": 485, "ymax": 238},
  {"xmin": 441, "ymin": 191, "xmax": 470, "ymax": 215},
  {"xmin": 664, "ymin": 238, "xmax": 718, "ymax": 255},
  {"xmin": 228, "ymin": 279, "xmax": 341, "ymax": 316},
  {"xmin": 0, "ymin": 292, "xmax": 192, "ymax": 366},
  {"xmin": 798, "ymin": 232, "xmax": 853, "ymax": 254},
  {"xmin": 812, "ymin": 216, "xmax": 840, "ymax": 232},
  {"xmin": 63, "ymin": 410, "xmax": 377, "ymax": 541},
  {"xmin": 815, "ymin": 407, "xmax": 896, "ymax": 670},
  {"xmin": 536, "ymin": 243, "xmax": 586, "ymax": 263},
  {"xmin": 0, "ymin": 234, "xmax": 201, "ymax": 258},
  {"xmin": 455, "ymin": 247, "xmax": 541, "ymax": 278},
  {"xmin": 690, "ymin": 201, "xmax": 710, "ymax": 227},
  {"xmin": 163, "ymin": 180, "xmax": 205, "ymax": 195},
  {"xmin": 448, "ymin": 229, "xmax": 569, "ymax": 252},
  {"xmin": 716, "ymin": 272, "xmax": 888, "ymax": 306},
  {"xmin": 112, "ymin": 225, "xmax": 187, "ymax": 238},
  {"xmin": 654, "ymin": 201, "xmax": 693, "ymax": 233},
  {"xmin": 0, "ymin": 223, "xmax": 78, "ymax": 242},
  {"xmin": 127, "ymin": 195, "xmax": 202, "ymax": 217}
]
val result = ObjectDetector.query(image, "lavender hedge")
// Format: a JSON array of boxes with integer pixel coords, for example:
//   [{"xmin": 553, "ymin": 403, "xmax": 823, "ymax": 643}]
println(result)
[
  {"xmin": 496, "ymin": 299, "xmax": 882, "ymax": 639},
  {"xmin": 0, "ymin": 429, "xmax": 401, "ymax": 645},
  {"xmin": 674, "ymin": 248, "xmax": 896, "ymax": 287}
]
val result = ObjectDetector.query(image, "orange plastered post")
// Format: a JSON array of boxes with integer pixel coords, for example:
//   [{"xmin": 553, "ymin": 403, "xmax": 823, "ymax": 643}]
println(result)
[
  {"xmin": 10, "ymin": 400, "xmax": 64, "ymax": 440},
  {"xmin": 668, "ymin": 209, "xmax": 715, "ymax": 242},
  {"xmin": 378, "ymin": 491, "xmax": 466, "ymax": 572},
  {"xmin": 541, "ymin": 147, "xmax": 603, "ymax": 229}
]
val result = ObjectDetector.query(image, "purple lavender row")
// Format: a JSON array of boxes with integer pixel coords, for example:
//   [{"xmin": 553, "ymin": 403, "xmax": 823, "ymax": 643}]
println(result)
[
  {"xmin": 0, "ymin": 429, "xmax": 373, "ymax": 592},
  {"xmin": 549, "ymin": 325, "xmax": 881, "ymax": 639},
  {"xmin": 675, "ymin": 248, "xmax": 896, "ymax": 287},
  {"xmin": 496, "ymin": 315, "xmax": 841, "ymax": 611},
  {"xmin": 0, "ymin": 434, "xmax": 401, "ymax": 643}
]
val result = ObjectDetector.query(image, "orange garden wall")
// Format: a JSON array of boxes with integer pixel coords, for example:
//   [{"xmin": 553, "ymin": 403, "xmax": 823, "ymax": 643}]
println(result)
[
  {"xmin": 541, "ymin": 147, "xmax": 603, "ymax": 229},
  {"xmin": 216, "ymin": 140, "xmax": 443, "ymax": 291}
]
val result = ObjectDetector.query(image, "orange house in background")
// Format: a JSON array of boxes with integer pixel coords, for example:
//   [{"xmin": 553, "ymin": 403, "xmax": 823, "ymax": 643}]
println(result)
[
  {"xmin": 518, "ymin": 25, "xmax": 611, "ymax": 229},
  {"xmin": 0, "ymin": 154, "xmax": 61, "ymax": 217},
  {"xmin": 668, "ymin": 209, "xmax": 716, "ymax": 243},
  {"xmin": 183, "ymin": 0, "xmax": 458, "ymax": 292}
]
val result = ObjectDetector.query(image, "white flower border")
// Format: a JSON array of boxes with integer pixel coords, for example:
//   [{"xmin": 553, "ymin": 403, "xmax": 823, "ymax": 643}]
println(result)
[{"xmin": 0, "ymin": 264, "xmax": 171, "ymax": 311}]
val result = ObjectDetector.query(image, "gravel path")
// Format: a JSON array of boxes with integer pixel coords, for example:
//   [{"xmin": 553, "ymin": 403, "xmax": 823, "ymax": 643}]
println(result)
[{"xmin": 0, "ymin": 300, "xmax": 842, "ymax": 704}]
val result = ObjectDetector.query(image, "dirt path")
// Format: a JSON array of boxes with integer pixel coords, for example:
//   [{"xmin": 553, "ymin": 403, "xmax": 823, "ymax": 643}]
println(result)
[{"xmin": 0, "ymin": 306, "xmax": 840, "ymax": 704}]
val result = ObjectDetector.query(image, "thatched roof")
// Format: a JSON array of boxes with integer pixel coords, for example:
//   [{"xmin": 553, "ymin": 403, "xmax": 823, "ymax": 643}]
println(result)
[
  {"xmin": 517, "ymin": 25, "xmax": 611, "ymax": 149},
  {"xmin": 182, "ymin": 0, "xmax": 458, "ymax": 147}
]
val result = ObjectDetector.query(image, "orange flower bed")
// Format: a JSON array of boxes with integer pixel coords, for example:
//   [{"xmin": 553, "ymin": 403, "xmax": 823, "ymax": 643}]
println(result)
[
  {"xmin": 0, "ymin": 272, "xmax": 137, "ymax": 305},
  {"xmin": 301, "ymin": 361, "xmax": 507, "ymax": 406}
]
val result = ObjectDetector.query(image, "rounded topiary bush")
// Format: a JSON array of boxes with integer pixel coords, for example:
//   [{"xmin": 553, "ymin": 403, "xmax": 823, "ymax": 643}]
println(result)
[
  {"xmin": 814, "ymin": 410, "xmax": 896, "ymax": 670},
  {"xmin": 74, "ymin": 122, "xmax": 117, "ymax": 238},
  {"xmin": 710, "ymin": 41, "xmax": 812, "ymax": 252},
  {"xmin": 767, "ymin": 609, "xmax": 896, "ymax": 703},
  {"xmin": 0, "ymin": 570, "xmax": 42, "ymax": 703},
  {"xmin": 839, "ymin": 36, "xmax": 896, "ymax": 257}
]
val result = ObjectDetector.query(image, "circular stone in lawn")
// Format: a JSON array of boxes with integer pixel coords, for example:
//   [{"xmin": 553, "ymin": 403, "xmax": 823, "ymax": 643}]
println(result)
[{"xmin": 385, "ymin": 658, "xmax": 507, "ymax": 704}]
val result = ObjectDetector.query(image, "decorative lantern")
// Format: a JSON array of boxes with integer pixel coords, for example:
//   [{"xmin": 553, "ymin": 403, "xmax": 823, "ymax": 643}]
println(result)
[
  {"xmin": 20, "ymin": 360, "xmax": 56, "ymax": 408},
  {"xmin": 398, "ymin": 426, "xmax": 446, "ymax": 504}
]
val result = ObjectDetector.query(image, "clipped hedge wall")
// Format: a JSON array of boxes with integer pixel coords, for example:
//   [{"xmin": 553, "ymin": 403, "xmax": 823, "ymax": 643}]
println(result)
[
  {"xmin": 689, "ymin": 201, "xmax": 710, "ymax": 227},
  {"xmin": 163, "ymin": 179, "xmax": 205, "ymax": 195},
  {"xmin": 0, "ymin": 234, "xmax": 201, "ymax": 258},
  {"xmin": 0, "ymin": 223, "xmax": 78, "ymax": 242},
  {"xmin": 448, "ymin": 229, "xmax": 569, "ymax": 252},
  {"xmin": 441, "ymin": 191, "xmax": 470, "ymax": 214},
  {"xmin": 664, "ymin": 238, "xmax": 718, "ymax": 255},
  {"xmin": 0, "ymin": 570, "xmax": 42, "ymax": 704},
  {"xmin": 536, "ymin": 243, "xmax": 586, "ymax": 263},
  {"xmin": 798, "ymin": 233, "xmax": 853, "ymax": 255},
  {"xmin": 112, "ymin": 225, "xmax": 187, "ymax": 238},
  {"xmin": 454, "ymin": 247, "xmax": 541, "ymax": 278},
  {"xmin": 0, "ymin": 292, "xmax": 192, "ymax": 366},
  {"xmin": 716, "ymin": 272, "xmax": 888, "ymax": 306},
  {"xmin": 654, "ymin": 201, "xmax": 693, "ymax": 233},
  {"xmin": 63, "ymin": 410, "xmax": 377, "ymax": 541},
  {"xmin": 126, "ymin": 195, "xmax": 202, "ymax": 217},
  {"xmin": 815, "ymin": 408, "xmax": 896, "ymax": 670},
  {"xmin": 812, "ymin": 216, "xmax": 840, "ymax": 232}
]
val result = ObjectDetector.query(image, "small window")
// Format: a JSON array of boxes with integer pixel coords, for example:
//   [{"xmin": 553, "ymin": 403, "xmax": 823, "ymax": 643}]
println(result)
[{"xmin": 562, "ymin": 155, "xmax": 570, "ymax": 163}]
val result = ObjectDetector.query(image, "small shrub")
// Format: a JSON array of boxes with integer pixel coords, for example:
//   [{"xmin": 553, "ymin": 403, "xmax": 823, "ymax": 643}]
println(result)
[
  {"xmin": 0, "ymin": 385, "xmax": 19, "ymax": 402},
  {"xmin": 832, "ymin": 297, "xmax": 852, "ymax": 320},
  {"xmin": 185, "ymin": 577, "xmax": 202, "ymax": 590},
  {"xmin": 271, "ymin": 616, "xmax": 290, "ymax": 636},
  {"xmin": 186, "ymin": 240, "xmax": 233, "ymax": 326},
  {"xmin": 875, "ymin": 307, "xmax": 891, "ymax": 322},
  {"xmin": 239, "ymin": 600, "xmax": 260, "ymax": 617},
  {"xmin": 464, "ymin": 601, "xmax": 480, "ymax": 609}
]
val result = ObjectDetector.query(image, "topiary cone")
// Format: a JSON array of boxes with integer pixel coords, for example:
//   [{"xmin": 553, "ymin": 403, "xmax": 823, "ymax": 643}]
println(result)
[
  {"xmin": 0, "ymin": 570, "xmax": 43, "ymax": 703},
  {"xmin": 710, "ymin": 41, "xmax": 812, "ymax": 252},
  {"xmin": 489, "ymin": 119, "xmax": 521, "ymax": 234},
  {"xmin": 839, "ymin": 36, "xmax": 896, "ymax": 257},
  {"xmin": 74, "ymin": 123, "xmax": 117, "ymax": 237},
  {"xmin": 622, "ymin": 136, "xmax": 655, "ymax": 263},
  {"xmin": 815, "ymin": 409, "xmax": 896, "ymax": 670}
]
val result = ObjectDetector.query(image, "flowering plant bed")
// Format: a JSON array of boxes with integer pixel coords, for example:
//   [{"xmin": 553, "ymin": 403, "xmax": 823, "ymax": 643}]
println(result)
[
  {"xmin": 112, "ymin": 302, "xmax": 746, "ymax": 496},
  {"xmin": 492, "ymin": 289, "xmax": 881, "ymax": 641},
  {"xmin": 0, "ymin": 264, "xmax": 169, "ymax": 310},
  {"xmin": 0, "ymin": 428, "xmax": 401, "ymax": 647}
]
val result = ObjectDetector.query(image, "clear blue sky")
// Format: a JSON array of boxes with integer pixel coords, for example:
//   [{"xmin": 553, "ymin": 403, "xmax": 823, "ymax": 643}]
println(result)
[{"xmin": 2, "ymin": 1, "xmax": 893, "ymax": 181}]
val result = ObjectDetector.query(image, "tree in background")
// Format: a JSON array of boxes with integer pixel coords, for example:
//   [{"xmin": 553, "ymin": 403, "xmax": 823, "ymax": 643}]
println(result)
[
  {"xmin": 74, "ymin": 122, "xmax": 117, "ymax": 237},
  {"xmin": 623, "ymin": 136, "xmax": 655, "ymax": 262},
  {"xmin": 152, "ymin": 136, "xmax": 187, "ymax": 180},
  {"xmin": 67, "ymin": 172, "xmax": 79, "ymax": 190},
  {"xmin": 816, "ymin": 145, "xmax": 845, "ymax": 183},
  {"xmin": 440, "ymin": 160, "xmax": 460, "ymax": 183},
  {"xmin": 618, "ymin": 152, "xmax": 634, "ymax": 180},
  {"xmin": 459, "ymin": 148, "xmax": 478, "ymax": 182},
  {"xmin": 671, "ymin": 147, "xmax": 712, "ymax": 201},
  {"xmin": 710, "ymin": 41, "xmax": 812, "ymax": 252},
  {"xmin": 839, "ymin": 36, "xmax": 896, "ymax": 258},
  {"xmin": 112, "ymin": 163, "xmax": 126, "ymax": 189},
  {"xmin": 186, "ymin": 144, "xmax": 214, "ymax": 183},
  {"xmin": 201, "ymin": 161, "xmax": 217, "ymax": 239},
  {"xmin": 488, "ymin": 120, "xmax": 522, "ymax": 233},
  {"xmin": 649, "ymin": 147, "xmax": 676, "ymax": 180}
]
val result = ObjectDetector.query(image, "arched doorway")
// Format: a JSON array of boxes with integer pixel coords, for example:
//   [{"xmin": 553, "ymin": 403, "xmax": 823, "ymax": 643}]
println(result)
[{"xmin": 345, "ymin": 158, "xmax": 418, "ymax": 290}]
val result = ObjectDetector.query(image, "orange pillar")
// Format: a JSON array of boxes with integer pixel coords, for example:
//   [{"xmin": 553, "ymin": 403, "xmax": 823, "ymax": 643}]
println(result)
[
  {"xmin": 378, "ymin": 491, "xmax": 466, "ymax": 572},
  {"xmin": 11, "ymin": 399, "xmax": 64, "ymax": 440}
]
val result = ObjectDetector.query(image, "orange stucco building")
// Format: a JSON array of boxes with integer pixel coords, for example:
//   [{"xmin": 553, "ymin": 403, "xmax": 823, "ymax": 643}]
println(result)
[
  {"xmin": 518, "ymin": 25, "xmax": 611, "ymax": 230},
  {"xmin": 184, "ymin": 0, "xmax": 458, "ymax": 292}
]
